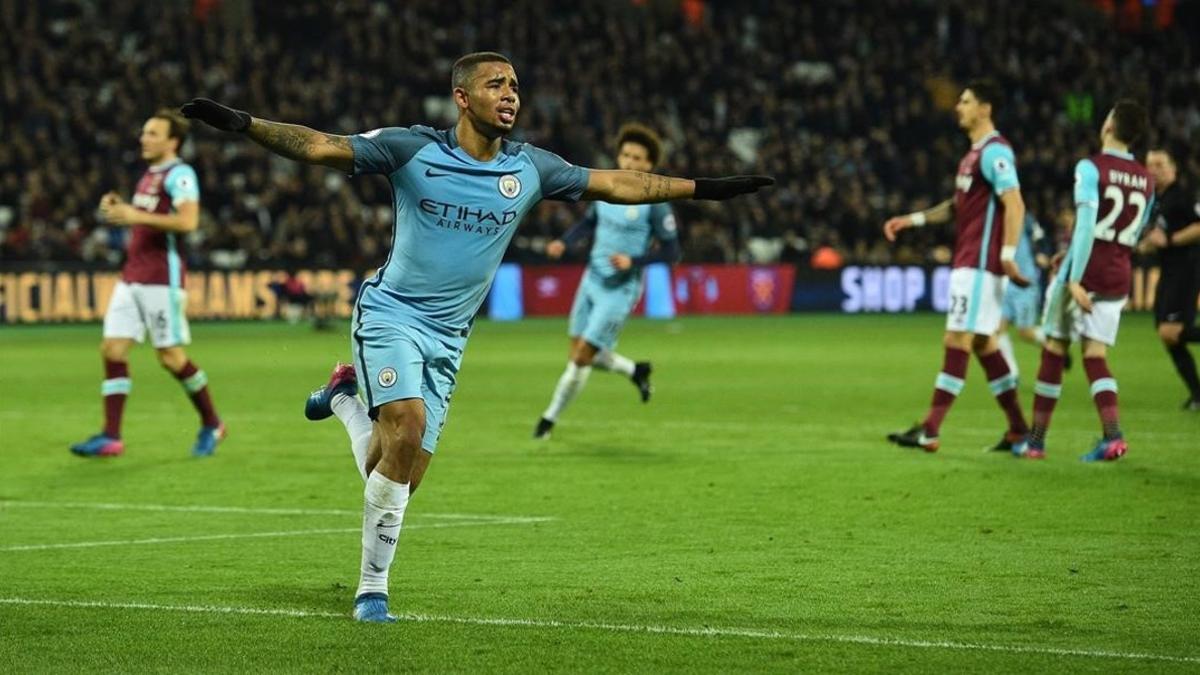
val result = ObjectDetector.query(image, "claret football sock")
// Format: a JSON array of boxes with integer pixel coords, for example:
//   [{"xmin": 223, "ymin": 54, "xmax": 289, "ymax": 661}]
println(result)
[
  {"xmin": 979, "ymin": 349, "xmax": 1028, "ymax": 434},
  {"xmin": 102, "ymin": 359, "xmax": 130, "ymax": 439},
  {"xmin": 174, "ymin": 360, "xmax": 220, "ymax": 428},
  {"xmin": 922, "ymin": 347, "xmax": 969, "ymax": 437},
  {"xmin": 1084, "ymin": 357, "xmax": 1122, "ymax": 440},
  {"xmin": 1029, "ymin": 349, "xmax": 1066, "ymax": 449}
]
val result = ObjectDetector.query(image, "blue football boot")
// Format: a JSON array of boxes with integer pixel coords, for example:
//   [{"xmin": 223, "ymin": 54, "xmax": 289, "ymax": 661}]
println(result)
[
  {"xmin": 305, "ymin": 363, "xmax": 359, "ymax": 421},
  {"xmin": 353, "ymin": 593, "xmax": 397, "ymax": 623},
  {"xmin": 192, "ymin": 423, "xmax": 226, "ymax": 457},
  {"xmin": 70, "ymin": 433, "xmax": 124, "ymax": 457}
]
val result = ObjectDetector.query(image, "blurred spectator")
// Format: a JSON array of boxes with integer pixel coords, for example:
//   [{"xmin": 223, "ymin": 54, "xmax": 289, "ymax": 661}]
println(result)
[{"xmin": 1, "ymin": 0, "xmax": 1197, "ymax": 269}]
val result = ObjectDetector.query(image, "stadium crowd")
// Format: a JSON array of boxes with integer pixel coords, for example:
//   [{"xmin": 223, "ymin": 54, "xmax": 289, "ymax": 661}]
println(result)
[{"xmin": 2, "ymin": 0, "xmax": 1197, "ymax": 270}]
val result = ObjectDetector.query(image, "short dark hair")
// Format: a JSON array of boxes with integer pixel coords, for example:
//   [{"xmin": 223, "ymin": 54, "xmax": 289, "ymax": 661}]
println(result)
[
  {"xmin": 152, "ymin": 108, "xmax": 190, "ymax": 143},
  {"xmin": 965, "ymin": 79, "xmax": 1003, "ymax": 112},
  {"xmin": 451, "ymin": 51, "xmax": 512, "ymax": 90},
  {"xmin": 1147, "ymin": 144, "xmax": 1179, "ymax": 166},
  {"xmin": 1110, "ymin": 99, "xmax": 1149, "ymax": 147},
  {"xmin": 615, "ymin": 122, "xmax": 663, "ymax": 165}
]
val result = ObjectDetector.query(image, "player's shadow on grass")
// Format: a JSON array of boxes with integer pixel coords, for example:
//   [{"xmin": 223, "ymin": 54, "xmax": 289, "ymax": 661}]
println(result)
[{"xmin": 240, "ymin": 583, "xmax": 349, "ymax": 613}]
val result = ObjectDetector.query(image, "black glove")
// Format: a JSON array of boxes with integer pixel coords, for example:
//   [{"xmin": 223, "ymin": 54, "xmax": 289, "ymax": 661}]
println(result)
[
  {"xmin": 693, "ymin": 175, "xmax": 775, "ymax": 200},
  {"xmin": 180, "ymin": 98, "xmax": 252, "ymax": 133}
]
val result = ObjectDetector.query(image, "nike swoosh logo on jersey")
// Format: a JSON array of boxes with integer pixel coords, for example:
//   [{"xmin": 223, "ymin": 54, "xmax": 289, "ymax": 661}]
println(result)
[{"xmin": 425, "ymin": 168, "xmax": 451, "ymax": 178}]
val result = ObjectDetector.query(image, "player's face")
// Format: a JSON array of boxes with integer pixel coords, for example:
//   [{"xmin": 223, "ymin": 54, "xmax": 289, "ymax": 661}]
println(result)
[
  {"xmin": 458, "ymin": 63, "xmax": 520, "ymax": 137},
  {"xmin": 1147, "ymin": 151, "xmax": 1176, "ymax": 185},
  {"xmin": 616, "ymin": 142, "xmax": 653, "ymax": 172},
  {"xmin": 139, "ymin": 118, "xmax": 177, "ymax": 162},
  {"xmin": 955, "ymin": 90, "xmax": 988, "ymax": 131}
]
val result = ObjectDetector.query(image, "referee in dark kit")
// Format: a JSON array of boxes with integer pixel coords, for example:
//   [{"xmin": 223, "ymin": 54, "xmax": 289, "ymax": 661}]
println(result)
[{"xmin": 1144, "ymin": 146, "xmax": 1200, "ymax": 410}]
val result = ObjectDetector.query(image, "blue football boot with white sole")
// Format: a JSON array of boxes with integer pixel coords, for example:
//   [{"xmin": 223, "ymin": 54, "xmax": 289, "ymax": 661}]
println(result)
[
  {"xmin": 353, "ymin": 593, "xmax": 397, "ymax": 623},
  {"xmin": 305, "ymin": 363, "xmax": 359, "ymax": 421}
]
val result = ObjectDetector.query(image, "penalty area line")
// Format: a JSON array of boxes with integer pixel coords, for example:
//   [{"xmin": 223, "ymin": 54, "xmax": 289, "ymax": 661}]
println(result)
[
  {"xmin": 0, "ymin": 500, "xmax": 544, "ymax": 521},
  {"xmin": 0, "ymin": 518, "xmax": 554, "ymax": 552},
  {"xmin": 0, "ymin": 597, "xmax": 1195, "ymax": 665}
]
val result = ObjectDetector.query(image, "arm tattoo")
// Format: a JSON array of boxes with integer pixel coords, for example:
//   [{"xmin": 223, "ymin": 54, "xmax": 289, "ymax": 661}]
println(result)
[
  {"xmin": 248, "ymin": 120, "xmax": 349, "ymax": 163},
  {"xmin": 637, "ymin": 173, "xmax": 672, "ymax": 201}
]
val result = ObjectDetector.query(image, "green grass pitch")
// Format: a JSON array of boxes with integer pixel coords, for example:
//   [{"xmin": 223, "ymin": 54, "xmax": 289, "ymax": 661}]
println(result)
[{"xmin": 1, "ymin": 314, "xmax": 1197, "ymax": 673}]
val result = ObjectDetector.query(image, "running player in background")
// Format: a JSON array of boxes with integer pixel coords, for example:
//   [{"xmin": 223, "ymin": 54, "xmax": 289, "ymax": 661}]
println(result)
[
  {"xmin": 883, "ymin": 79, "xmax": 1032, "ymax": 453},
  {"xmin": 70, "ymin": 109, "xmax": 225, "ymax": 458},
  {"xmin": 533, "ymin": 123, "xmax": 681, "ymax": 440},
  {"xmin": 182, "ymin": 52, "xmax": 771, "ymax": 623},
  {"xmin": 1024, "ymin": 100, "xmax": 1154, "ymax": 461},
  {"xmin": 1141, "ymin": 146, "xmax": 1200, "ymax": 410},
  {"xmin": 995, "ymin": 211, "xmax": 1056, "ymax": 381}
]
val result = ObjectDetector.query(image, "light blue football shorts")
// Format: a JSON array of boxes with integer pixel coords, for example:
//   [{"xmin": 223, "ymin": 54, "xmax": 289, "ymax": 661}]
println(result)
[
  {"xmin": 567, "ymin": 273, "xmax": 642, "ymax": 351},
  {"xmin": 1002, "ymin": 282, "xmax": 1041, "ymax": 329},
  {"xmin": 352, "ymin": 285, "xmax": 464, "ymax": 453}
]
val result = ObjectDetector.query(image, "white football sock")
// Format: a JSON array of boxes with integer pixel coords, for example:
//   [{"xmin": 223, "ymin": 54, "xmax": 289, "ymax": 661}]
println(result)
[
  {"xmin": 593, "ymin": 350, "xmax": 635, "ymax": 376},
  {"xmin": 542, "ymin": 362, "xmax": 591, "ymax": 421},
  {"xmin": 997, "ymin": 333, "xmax": 1019, "ymax": 380},
  {"xmin": 332, "ymin": 392, "xmax": 372, "ymax": 482},
  {"xmin": 356, "ymin": 471, "xmax": 410, "ymax": 599}
]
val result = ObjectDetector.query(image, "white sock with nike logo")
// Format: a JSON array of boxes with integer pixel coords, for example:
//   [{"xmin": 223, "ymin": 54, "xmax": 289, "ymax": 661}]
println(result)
[{"xmin": 356, "ymin": 471, "xmax": 410, "ymax": 599}]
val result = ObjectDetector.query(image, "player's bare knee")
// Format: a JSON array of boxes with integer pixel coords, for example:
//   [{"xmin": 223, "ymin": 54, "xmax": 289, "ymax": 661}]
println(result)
[
  {"xmin": 970, "ymin": 334, "xmax": 995, "ymax": 354},
  {"xmin": 376, "ymin": 402, "xmax": 425, "ymax": 452},
  {"xmin": 942, "ymin": 331, "xmax": 971, "ymax": 350},
  {"xmin": 156, "ymin": 347, "xmax": 187, "ymax": 373},
  {"xmin": 1082, "ymin": 340, "xmax": 1107, "ymax": 359},
  {"xmin": 1044, "ymin": 338, "xmax": 1068, "ymax": 356},
  {"xmin": 1158, "ymin": 323, "xmax": 1182, "ymax": 347}
]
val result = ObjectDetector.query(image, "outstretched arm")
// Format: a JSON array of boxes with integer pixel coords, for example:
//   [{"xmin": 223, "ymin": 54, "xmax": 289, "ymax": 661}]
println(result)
[
  {"xmin": 245, "ymin": 119, "xmax": 353, "ymax": 172},
  {"xmin": 181, "ymin": 99, "xmax": 353, "ymax": 172},
  {"xmin": 583, "ymin": 170, "xmax": 772, "ymax": 204}
]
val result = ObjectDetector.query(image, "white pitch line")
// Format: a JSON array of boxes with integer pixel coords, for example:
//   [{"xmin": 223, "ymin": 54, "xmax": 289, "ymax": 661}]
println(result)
[
  {"xmin": 0, "ymin": 500, "xmax": 546, "ymax": 521},
  {"xmin": 0, "ymin": 518, "xmax": 553, "ymax": 552},
  {"xmin": 0, "ymin": 597, "xmax": 1194, "ymax": 665}
]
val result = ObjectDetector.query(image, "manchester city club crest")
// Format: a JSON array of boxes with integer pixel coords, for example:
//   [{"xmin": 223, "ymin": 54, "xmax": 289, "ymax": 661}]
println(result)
[
  {"xmin": 378, "ymin": 367, "xmax": 397, "ymax": 388},
  {"xmin": 498, "ymin": 174, "xmax": 521, "ymax": 199}
]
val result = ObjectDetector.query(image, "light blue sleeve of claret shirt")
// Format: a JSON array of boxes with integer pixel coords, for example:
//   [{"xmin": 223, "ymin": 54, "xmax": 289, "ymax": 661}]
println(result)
[
  {"xmin": 1066, "ymin": 159, "xmax": 1100, "ymax": 283},
  {"xmin": 164, "ymin": 164, "xmax": 200, "ymax": 205},
  {"xmin": 980, "ymin": 143, "xmax": 1020, "ymax": 195},
  {"xmin": 350, "ymin": 126, "xmax": 436, "ymax": 175},
  {"xmin": 523, "ymin": 145, "xmax": 590, "ymax": 202}
]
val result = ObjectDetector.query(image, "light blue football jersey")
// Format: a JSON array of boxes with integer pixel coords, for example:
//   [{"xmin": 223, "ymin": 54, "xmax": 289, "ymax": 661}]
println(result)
[
  {"xmin": 586, "ymin": 202, "xmax": 677, "ymax": 283},
  {"xmin": 1014, "ymin": 212, "xmax": 1042, "ymax": 282},
  {"xmin": 350, "ymin": 125, "xmax": 589, "ymax": 337}
]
